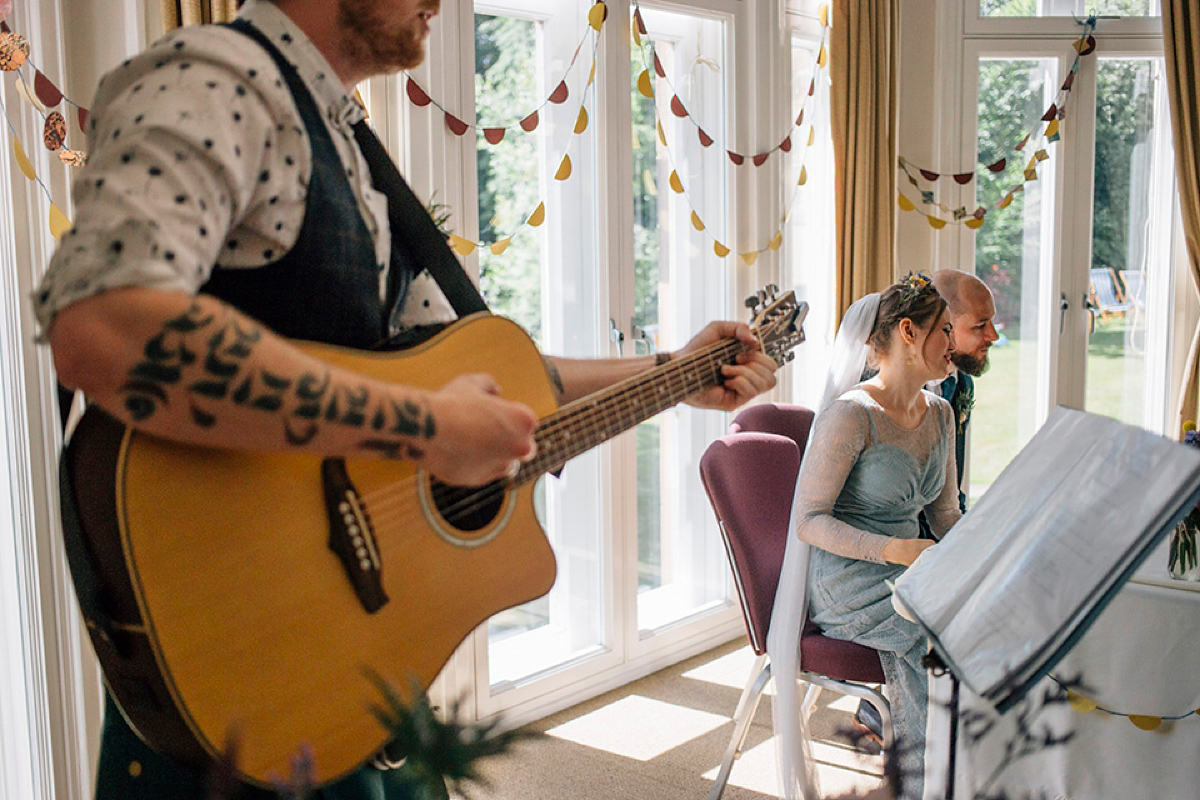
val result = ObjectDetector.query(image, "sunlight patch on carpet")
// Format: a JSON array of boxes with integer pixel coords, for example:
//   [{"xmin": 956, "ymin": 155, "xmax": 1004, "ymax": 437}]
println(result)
[
  {"xmin": 681, "ymin": 645, "xmax": 776, "ymax": 695},
  {"xmin": 545, "ymin": 695, "xmax": 727, "ymax": 761},
  {"xmin": 702, "ymin": 737, "xmax": 883, "ymax": 797}
]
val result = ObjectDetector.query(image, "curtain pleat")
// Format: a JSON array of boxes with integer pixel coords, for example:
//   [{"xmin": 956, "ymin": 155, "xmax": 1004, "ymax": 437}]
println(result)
[
  {"xmin": 160, "ymin": 0, "xmax": 239, "ymax": 33},
  {"xmin": 829, "ymin": 0, "xmax": 898, "ymax": 324},
  {"xmin": 1163, "ymin": 0, "xmax": 1200, "ymax": 437}
]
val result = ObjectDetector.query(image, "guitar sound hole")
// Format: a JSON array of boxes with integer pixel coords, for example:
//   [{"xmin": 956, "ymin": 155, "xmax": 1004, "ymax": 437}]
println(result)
[{"xmin": 429, "ymin": 479, "xmax": 505, "ymax": 532}]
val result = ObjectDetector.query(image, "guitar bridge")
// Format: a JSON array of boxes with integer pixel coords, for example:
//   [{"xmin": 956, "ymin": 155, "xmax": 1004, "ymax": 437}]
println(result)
[{"xmin": 321, "ymin": 459, "xmax": 389, "ymax": 614}]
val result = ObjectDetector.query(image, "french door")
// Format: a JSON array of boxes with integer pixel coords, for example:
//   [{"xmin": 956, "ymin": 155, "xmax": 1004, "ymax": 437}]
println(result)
[
  {"xmin": 453, "ymin": 0, "xmax": 741, "ymax": 718},
  {"xmin": 957, "ymin": 20, "xmax": 1180, "ymax": 502}
]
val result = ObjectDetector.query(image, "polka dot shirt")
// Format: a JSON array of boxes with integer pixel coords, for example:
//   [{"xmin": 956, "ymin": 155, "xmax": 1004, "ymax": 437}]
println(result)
[{"xmin": 34, "ymin": 0, "xmax": 454, "ymax": 337}]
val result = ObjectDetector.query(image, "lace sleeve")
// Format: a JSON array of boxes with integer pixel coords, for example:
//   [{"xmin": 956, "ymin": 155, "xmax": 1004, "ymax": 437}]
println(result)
[
  {"xmin": 791, "ymin": 399, "xmax": 892, "ymax": 563},
  {"xmin": 925, "ymin": 396, "xmax": 963, "ymax": 538}
]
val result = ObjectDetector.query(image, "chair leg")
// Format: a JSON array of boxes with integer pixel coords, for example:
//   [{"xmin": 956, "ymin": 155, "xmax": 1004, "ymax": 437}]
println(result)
[{"xmin": 708, "ymin": 658, "xmax": 772, "ymax": 800}]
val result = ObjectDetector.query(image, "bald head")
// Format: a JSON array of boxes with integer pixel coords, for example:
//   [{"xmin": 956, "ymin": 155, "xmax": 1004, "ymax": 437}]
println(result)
[{"xmin": 932, "ymin": 269, "xmax": 998, "ymax": 376}]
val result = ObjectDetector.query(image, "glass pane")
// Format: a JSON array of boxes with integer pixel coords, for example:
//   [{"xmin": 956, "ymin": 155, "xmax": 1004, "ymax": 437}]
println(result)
[
  {"xmin": 475, "ymin": 9, "xmax": 607, "ymax": 688},
  {"xmin": 970, "ymin": 58, "xmax": 1056, "ymax": 499},
  {"xmin": 980, "ymin": 0, "xmax": 1158, "ymax": 17},
  {"xmin": 1084, "ymin": 58, "xmax": 1166, "ymax": 429},
  {"xmin": 787, "ymin": 33, "xmax": 835, "ymax": 410},
  {"xmin": 633, "ymin": 8, "xmax": 730, "ymax": 632}
]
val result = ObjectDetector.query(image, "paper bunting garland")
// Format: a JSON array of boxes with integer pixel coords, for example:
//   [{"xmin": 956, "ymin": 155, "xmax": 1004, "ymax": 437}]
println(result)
[
  {"xmin": 629, "ymin": 2, "xmax": 832, "ymax": 265},
  {"xmin": 897, "ymin": 16, "xmax": 1098, "ymax": 230},
  {"xmin": 1051, "ymin": 677, "xmax": 1198, "ymax": 731},
  {"xmin": 411, "ymin": 5, "xmax": 605, "ymax": 254},
  {"xmin": 0, "ymin": 17, "xmax": 91, "ymax": 239},
  {"xmin": 403, "ymin": 3, "xmax": 603, "ymax": 142},
  {"xmin": 632, "ymin": 4, "xmax": 830, "ymax": 171}
]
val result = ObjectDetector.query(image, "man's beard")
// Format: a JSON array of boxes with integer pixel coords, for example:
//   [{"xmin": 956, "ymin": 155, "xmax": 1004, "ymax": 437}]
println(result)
[
  {"xmin": 338, "ymin": 0, "xmax": 426, "ymax": 74},
  {"xmin": 952, "ymin": 350, "xmax": 989, "ymax": 377}
]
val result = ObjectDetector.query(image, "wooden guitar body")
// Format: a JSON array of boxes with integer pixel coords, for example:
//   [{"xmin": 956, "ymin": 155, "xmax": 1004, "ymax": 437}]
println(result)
[{"xmin": 63, "ymin": 314, "xmax": 559, "ymax": 786}]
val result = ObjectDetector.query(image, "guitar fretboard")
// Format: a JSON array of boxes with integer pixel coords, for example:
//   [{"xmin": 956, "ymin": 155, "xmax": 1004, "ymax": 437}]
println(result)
[{"xmin": 514, "ymin": 337, "xmax": 747, "ymax": 485}]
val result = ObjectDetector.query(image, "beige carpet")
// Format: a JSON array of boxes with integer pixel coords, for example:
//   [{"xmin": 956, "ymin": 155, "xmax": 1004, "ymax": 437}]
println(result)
[{"xmin": 466, "ymin": 638, "xmax": 886, "ymax": 799}]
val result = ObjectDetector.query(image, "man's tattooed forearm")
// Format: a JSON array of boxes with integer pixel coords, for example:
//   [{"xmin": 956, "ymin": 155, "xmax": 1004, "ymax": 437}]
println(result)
[
  {"xmin": 119, "ymin": 300, "xmax": 437, "ymax": 454},
  {"xmin": 543, "ymin": 356, "xmax": 565, "ymax": 400}
]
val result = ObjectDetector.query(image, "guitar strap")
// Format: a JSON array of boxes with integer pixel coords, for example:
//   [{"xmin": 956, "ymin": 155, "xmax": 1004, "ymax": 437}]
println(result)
[{"xmin": 226, "ymin": 19, "xmax": 489, "ymax": 321}]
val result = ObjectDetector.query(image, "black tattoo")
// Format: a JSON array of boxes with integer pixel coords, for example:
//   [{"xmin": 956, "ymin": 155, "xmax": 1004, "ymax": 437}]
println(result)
[
  {"xmin": 543, "ymin": 356, "xmax": 565, "ymax": 400},
  {"xmin": 119, "ymin": 299, "xmax": 438, "ymax": 456}
]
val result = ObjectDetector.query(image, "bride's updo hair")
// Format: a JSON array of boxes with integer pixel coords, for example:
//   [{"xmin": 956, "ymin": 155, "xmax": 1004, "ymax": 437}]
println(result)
[{"xmin": 867, "ymin": 272, "xmax": 946, "ymax": 354}]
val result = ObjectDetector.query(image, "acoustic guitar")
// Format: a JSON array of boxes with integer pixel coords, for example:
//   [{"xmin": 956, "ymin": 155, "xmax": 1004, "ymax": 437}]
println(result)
[{"xmin": 60, "ymin": 289, "xmax": 806, "ymax": 787}]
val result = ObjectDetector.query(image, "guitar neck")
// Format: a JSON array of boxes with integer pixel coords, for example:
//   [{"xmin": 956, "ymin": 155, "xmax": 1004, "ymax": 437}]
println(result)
[{"xmin": 514, "ymin": 337, "xmax": 747, "ymax": 485}]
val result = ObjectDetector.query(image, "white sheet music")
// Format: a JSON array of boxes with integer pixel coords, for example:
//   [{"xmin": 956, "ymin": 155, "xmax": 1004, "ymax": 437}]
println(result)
[{"xmin": 894, "ymin": 407, "xmax": 1200, "ymax": 711}]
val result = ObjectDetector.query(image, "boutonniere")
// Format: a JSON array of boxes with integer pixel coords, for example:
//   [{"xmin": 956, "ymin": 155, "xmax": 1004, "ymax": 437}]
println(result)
[{"xmin": 953, "ymin": 383, "xmax": 975, "ymax": 432}]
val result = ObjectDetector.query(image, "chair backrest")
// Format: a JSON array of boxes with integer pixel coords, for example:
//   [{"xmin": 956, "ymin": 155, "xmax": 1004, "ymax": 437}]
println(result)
[
  {"xmin": 1090, "ymin": 267, "xmax": 1127, "ymax": 310},
  {"xmin": 1120, "ymin": 269, "xmax": 1145, "ymax": 305},
  {"xmin": 729, "ymin": 403, "xmax": 816, "ymax": 453},
  {"xmin": 699, "ymin": 432, "xmax": 801, "ymax": 655}
]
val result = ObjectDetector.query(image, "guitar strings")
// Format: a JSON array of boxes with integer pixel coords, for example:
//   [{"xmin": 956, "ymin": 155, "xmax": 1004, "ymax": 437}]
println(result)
[{"xmin": 358, "ymin": 339, "xmax": 743, "ymax": 529}]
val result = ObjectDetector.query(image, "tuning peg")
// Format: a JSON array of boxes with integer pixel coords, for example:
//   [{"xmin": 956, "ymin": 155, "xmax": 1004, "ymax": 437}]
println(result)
[
  {"xmin": 766, "ymin": 283, "xmax": 779, "ymax": 300},
  {"xmin": 744, "ymin": 295, "xmax": 762, "ymax": 319}
]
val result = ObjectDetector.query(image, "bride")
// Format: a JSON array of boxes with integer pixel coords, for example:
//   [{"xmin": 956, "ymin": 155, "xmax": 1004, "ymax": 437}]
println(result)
[{"xmin": 768, "ymin": 273, "xmax": 962, "ymax": 800}]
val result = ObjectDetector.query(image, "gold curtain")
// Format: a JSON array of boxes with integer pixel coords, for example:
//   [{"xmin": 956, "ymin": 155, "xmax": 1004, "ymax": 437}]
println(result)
[
  {"xmin": 828, "ymin": 0, "xmax": 898, "ymax": 323},
  {"xmin": 1163, "ymin": 0, "xmax": 1200, "ymax": 436},
  {"xmin": 160, "ymin": 0, "xmax": 239, "ymax": 32}
]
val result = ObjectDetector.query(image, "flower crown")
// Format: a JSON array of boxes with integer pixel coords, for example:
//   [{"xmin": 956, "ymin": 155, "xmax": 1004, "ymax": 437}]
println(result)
[{"xmin": 898, "ymin": 271, "xmax": 933, "ymax": 304}]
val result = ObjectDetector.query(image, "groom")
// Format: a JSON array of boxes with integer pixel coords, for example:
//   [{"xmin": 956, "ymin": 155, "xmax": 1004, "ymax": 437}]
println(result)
[{"xmin": 854, "ymin": 269, "xmax": 999, "ymax": 746}]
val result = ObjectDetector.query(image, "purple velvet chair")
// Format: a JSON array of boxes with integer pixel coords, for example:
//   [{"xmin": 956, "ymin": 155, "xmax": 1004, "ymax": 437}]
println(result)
[{"xmin": 699, "ymin": 403, "xmax": 893, "ymax": 800}]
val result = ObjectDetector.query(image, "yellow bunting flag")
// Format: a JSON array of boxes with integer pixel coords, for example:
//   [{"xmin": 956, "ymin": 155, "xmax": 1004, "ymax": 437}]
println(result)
[
  {"xmin": 926, "ymin": 216, "xmax": 947, "ymax": 230},
  {"xmin": 797, "ymin": 165, "xmax": 808, "ymax": 186},
  {"xmin": 637, "ymin": 70, "xmax": 654, "ymax": 98},
  {"xmin": 15, "ymin": 76, "xmax": 45, "ymax": 114},
  {"xmin": 668, "ymin": 170, "xmax": 684, "ymax": 194},
  {"xmin": 1128, "ymin": 715, "xmax": 1163, "ymax": 731},
  {"xmin": 588, "ymin": 60, "xmax": 597, "ymax": 87},
  {"xmin": 691, "ymin": 210, "xmax": 705, "ymax": 231},
  {"xmin": 819, "ymin": 4, "xmax": 829, "ymax": 26},
  {"xmin": 997, "ymin": 192, "xmax": 1015, "ymax": 210},
  {"xmin": 555, "ymin": 154, "xmax": 573, "ymax": 181},
  {"xmin": 13, "ymin": 137, "xmax": 36, "ymax": 180},
  {"xmin": 713, "ymin": 241, "xmax": 730, "ymax": 258},
  {"xmin": 897, "ymin": 193, "xmax": 915, "ymax": 211},
  {"xmin": 1067, "ymin": 691, "xmax": 1097, "ymax": 714},
  {"xmin": 965, "ymin": 216, "xmax": 986, "ymax": 230},
  {"xmin": 574, "ymin": 106, "xmax": 589, "ymax": 134},
  {"xmin": 489, "ymin": 238, "xmax": 511, "ymax": 255},
  {"xmin": 588, "ymin": 1, "xmax": 607, "ymax": 32},
  {"xmin": 768, "ymin": 231, "xmax": 783, "ymax": 251},
  {"xmin": 817, "ymin": 44, "xmax": 827, "ymax": 68},
  {"xmin": 528, "ymin": 202, "xmax": 546, "ymax": 227},
  {"xmin": 741, "ymin": 252, "xmax": 758, "ymax": 266},
  {"xmin": 48, "ymin": 203, "xmax": 71, "ymax": 238},
  {"xmin": 657, "ymin": 121, "xmax": 667, "ymax": 146},
  {"xmin": 1034, "ymin": 148, "xmax": 1049, "ymax": 162},
  {"xmin": 807, "ymin": 126, "xmax": 816, "ymax": 146},
  {"xmin": 1045, "ymin": 119, "xmax": 1060, "ymax": 138},
  {"xmin": 449, "ymin": 234, "xmax": 477, "ymax": 256},
  {"xmin": 1024, "ymin": 166, "xmax": 1038, "ymax": 181}
]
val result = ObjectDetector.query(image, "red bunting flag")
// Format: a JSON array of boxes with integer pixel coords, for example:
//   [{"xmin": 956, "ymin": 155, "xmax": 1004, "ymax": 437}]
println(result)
[
  {"xmin": 406, "ymin": 78, "xmax": 431, "ymax": 107},
  {"xmin": 954, "ymin": 172, "xmax": 973, "ymax": 185},
  {"xmin": 483, "ymin": 128, "xmax": 506, "ymax": 144},
  {"xmin": 920, "ymin": 169, "xmax": 939, "ymax": 181},
  {"xmin": 752, "ymin": 153, "xmax": 769, "ymax": 167},
  {"xmin": 727, "ymin": 151, "xmax": 745, "ymax": 166},
  {"xmin": 1041, "ymin": 104, "xmax": 1057, "ymax": 121},
  {"xmin": 444, "ymin": 113, "xmax": 469, "ymax": 136},
  {"xmin": 779, "ymin": 136, "xmax": 792, "ymax": 152},
  {"xmin": 520, "ymin": 111, "xmax": 539, "ymax": 132},
  {"xmin": 987, "ymin": 158, "xmax": 1006, "ymax": 172},
  {"xmin": 653, "ymin": 52, "xmax": 666, "ymax": 79},
  {"xmin": 548, "ymin": 81, "xmax": 569, "ymax": 104},
  {"xmin": 697, "ymin": 128, "xmax": 713, "ymax": 147},
  {"xmin": 34, "ymin": 70, "xmax": 63, "ymax": 108},
  {"xmin": 77, "ymin": 106, "xmax": 89, "ymax": 133},
  {"xmin": 670, "ymin": 95, "xmax": 687, "ymax": 117}
]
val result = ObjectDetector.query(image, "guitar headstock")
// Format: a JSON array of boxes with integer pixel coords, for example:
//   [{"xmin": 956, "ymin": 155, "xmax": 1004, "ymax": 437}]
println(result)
[{"xmin": 746, "ymin": 285, "xmax": 807, "ymax": 367}]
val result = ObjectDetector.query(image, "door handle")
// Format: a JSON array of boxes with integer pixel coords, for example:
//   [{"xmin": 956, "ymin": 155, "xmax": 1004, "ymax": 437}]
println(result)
[
  {"xmin": 609, "ymin": 318, "xmax": 625, "ymax": 356},
  {"xmin": 1083, "ymin": 294, "xmax": 1099, "ymax": 336},
  {"xmin": 1060, "ymin": 293, "xmax": 1069, "ymax": 334}
]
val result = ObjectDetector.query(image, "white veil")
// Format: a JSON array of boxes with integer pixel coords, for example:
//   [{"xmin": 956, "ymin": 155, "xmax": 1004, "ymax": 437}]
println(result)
[{"xmin": 767, "ymin": 291, "xmax": 880, "ymax": 800}]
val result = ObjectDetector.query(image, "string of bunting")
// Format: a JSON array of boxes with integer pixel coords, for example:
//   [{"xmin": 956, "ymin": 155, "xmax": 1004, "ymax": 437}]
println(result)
[
  {"xmin": 0, "ymin": 3, "xmax": 90, "ymax": 238},
  {"xmin": 896, "ymin": 15, "xmax": 1098, "ymax": 230},
  {"xmin": 630, "ymin": 1, "xmax": 829, "ymax": 168},
  {"xmin": 1049, "ymin": 674, "xmax": 1198, "ymax": 731},
  {"xmin": 631, "ymin": 1, "xmax": 831, "ymax": 265},
  {"xmin": 404, "ymin": 1, "xmax": 607, "ymax": 143},
  {"xmin": 438, "ymin": 5, "xmax": 607, "ymax": 256}
]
